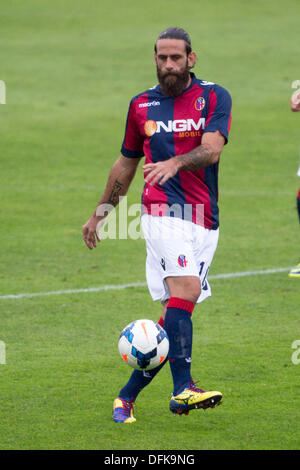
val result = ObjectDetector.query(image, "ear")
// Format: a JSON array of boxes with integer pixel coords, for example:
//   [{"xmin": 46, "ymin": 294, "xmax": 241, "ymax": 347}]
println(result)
[
  {"xmin": 154, "ymin": 51, "xmax": 158, "ymax": 65},
  {"xmin": 188, "ymin": 51, "xmax": 197, "ymax": 69}
]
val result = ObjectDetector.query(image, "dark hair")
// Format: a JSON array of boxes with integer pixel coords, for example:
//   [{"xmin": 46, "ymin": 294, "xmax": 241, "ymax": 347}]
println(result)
[{"xmin": 154, "ymin": 27, "xmax": 192, "ymax": 55}]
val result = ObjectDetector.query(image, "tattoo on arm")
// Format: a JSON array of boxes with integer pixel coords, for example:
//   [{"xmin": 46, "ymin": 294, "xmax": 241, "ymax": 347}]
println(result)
[
  {"xmin": 175, "ymin": 144, "xmax": 218, "ymax": 171},
  {"xmin": 107, "ymin": 180, "xmax": 124, "ymax": 207}
]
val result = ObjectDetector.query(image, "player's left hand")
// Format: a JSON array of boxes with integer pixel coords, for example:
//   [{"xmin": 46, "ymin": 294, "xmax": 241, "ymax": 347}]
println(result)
[
  {"xmin": 143, "ymin": 159, "xmax": 180, "ymax": 186},
  {"xmin": 82, "ymin": 215, "xmax": 101, "ymax": 250}
]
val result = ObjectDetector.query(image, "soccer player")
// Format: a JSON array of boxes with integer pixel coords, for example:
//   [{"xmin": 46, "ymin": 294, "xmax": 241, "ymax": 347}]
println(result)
[
  {"xmin": 82, "ymin": 27, "xmax": 232, "ymax": 423},
  {"xmin": 289, "ymin": 87, "xmax": 300, "ymax": 278}
]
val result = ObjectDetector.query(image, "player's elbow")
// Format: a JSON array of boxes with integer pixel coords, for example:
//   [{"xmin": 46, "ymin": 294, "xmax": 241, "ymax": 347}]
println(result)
[
  {"xmin": 201, "ymin": 142, "xmax": 222, "ymax": 165},
  {"xmin": 211, "ymin": 151, "xmax": 221, "ymax": 164},
  {"xmin": 204, "ymin": 147, "xmax": 221, "ymax": 165}
]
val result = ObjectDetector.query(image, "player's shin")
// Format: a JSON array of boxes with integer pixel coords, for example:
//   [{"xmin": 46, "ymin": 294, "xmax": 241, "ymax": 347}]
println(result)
[
  {"xmin": 118, "ymin": 360, "xmax": 166, "ymax": 402},
  {"xmin": 163, "ymin": 297, "xmax": 195, "ymax": 396}
]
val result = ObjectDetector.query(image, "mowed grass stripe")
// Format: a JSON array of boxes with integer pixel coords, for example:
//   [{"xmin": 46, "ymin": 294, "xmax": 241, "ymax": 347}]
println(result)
[{"xmin": 0, "ymin": 266, "xmax": 292, "ymax": 300}]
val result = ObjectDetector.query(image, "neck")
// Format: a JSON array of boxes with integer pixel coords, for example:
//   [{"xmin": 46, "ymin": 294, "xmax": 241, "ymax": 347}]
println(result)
[{"xmin": 185, "ymin": 74, "xmax": 192, "ymax": 89}]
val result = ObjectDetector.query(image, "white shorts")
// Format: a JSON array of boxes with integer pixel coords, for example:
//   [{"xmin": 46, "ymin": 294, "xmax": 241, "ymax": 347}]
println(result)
[{"xmin": 141, "ymin": 214, "xmax": 219, "ymax": 305}]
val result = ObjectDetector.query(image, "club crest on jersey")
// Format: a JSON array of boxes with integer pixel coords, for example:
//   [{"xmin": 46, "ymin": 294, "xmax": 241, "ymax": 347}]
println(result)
[
  {"xmin": 177, "ymin": 255, "xmax": 188, "ymax": 268},
  {"xmin": 195, "ymin": 97, "xmax": 205, "ymax": 111}
]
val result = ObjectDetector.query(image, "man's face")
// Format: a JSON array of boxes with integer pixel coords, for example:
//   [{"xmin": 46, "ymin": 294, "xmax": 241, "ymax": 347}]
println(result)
[{"xmin": 154, "ymin": 39, "xmax": 196, "ymax": 97}]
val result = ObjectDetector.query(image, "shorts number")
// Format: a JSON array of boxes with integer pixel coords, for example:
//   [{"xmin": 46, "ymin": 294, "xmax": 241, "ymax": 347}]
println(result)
[{"xmin": 199, "ymin": 262, "xmax": 209, "ymax": 291}]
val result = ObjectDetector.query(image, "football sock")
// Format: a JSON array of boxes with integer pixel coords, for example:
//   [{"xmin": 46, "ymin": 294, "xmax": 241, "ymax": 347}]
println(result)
[
  {"xmin": 163, "ymin": 297, "xmax": 195, "ymax": 396},
  {"xmin": 118, "ymin": 361, "xmax": 165, "ymax": 402},
  {"xmin": 297, "ymin": 190, "xmax": 300, "ymax": 223},
  {"xmin": 118, "ymin": 315, "xmax": 166, "ymax": 402}
]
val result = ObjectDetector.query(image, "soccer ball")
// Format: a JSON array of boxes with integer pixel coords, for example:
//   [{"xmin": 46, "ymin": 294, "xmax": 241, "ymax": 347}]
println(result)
[{"xmin": 118, "ymin": 319, "xmax": 169, "ymax": 370}]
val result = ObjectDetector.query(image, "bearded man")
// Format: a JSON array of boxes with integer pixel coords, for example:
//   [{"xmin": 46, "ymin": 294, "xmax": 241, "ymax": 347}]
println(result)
[{"xmin": 82, "ymin": 27, "xmax": 232, "ymax": 423}]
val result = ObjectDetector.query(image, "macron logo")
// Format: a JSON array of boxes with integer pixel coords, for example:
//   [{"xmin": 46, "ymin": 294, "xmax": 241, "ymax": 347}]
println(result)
[{"xmin": 139, "ymin": 101, "xmax": 160, "ymax": 108}]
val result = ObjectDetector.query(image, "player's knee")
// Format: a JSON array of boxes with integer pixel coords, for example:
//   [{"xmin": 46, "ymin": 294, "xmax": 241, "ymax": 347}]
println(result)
[
  {"xmin": 185, "ymin": 277, "xmax": 201, "ymax": 303},
  {"xmin": 167, "ymin": 276, "xmax": 201, "ymax": 304}
]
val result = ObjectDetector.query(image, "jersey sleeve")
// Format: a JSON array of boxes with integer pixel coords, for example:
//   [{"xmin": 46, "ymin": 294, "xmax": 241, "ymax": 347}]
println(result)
[
  {"xmin": 121, "ymin": 98, "xmax": 145, "ymax": 158},
  {"xmin": 203, "ymin": 85, "xmax": 232, "ymax": 144}
]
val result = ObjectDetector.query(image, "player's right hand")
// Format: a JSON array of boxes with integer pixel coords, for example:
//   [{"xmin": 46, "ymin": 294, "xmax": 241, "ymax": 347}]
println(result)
[{"xmin": 82, "ymin": 216, "xmax": 101, "ymax": 250}]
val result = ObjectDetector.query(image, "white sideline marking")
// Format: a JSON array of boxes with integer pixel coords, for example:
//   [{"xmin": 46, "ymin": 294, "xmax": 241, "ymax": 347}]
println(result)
[
  {"xmin": 0, "ymin": 186, "xmax": 295, "ymax": 197},
  {"xmin": 0, "ymin": 267, "xmax": 292, "ymax": 300},
  {"xmin": 210, "ymin": 266, "xmax": 292, "ymax": 279},
  {"xmin": 0, "ymin": 282, "xmax": 148, "ymax": 300}
]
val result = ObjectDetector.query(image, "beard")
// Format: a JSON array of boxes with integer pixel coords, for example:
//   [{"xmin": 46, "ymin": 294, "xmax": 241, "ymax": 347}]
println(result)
[{"xmin": 157, "ymin": 62, "xmax": 191, "ymax": 97}]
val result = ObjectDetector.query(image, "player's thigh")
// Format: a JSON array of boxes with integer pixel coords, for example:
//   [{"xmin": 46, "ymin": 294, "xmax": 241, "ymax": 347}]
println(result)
[
  {"xmin": 141, "ymin": 215, "xmax": 200, "ymax": 299},
  {"xmin": 144, "ymin": 216, "xmax": 198, "ymax": 278}
]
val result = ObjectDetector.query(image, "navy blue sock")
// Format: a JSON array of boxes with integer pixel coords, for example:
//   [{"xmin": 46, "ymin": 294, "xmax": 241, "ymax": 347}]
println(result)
[
  {"xmin": 119, "ymin": 360, "xmax": 166, "ymax": 402},
  {"xmin": 163, "ymin": 297, "xmax": 195, "ymax": 396},
  {"xmin": 297, "ymin": 192, "xmax": 300, "ymax": 223}
]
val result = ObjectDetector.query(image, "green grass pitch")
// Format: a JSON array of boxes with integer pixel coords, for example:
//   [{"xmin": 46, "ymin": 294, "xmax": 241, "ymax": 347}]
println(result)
[{"xmin": 0, "ymin": 0, "xmax": 300, "ymax": 450}]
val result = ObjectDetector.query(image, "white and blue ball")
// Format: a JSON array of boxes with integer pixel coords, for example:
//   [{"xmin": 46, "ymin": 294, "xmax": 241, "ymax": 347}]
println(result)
[{"xmin": 118, "ymin": 319, "xmax": 169, "ymax": 370}]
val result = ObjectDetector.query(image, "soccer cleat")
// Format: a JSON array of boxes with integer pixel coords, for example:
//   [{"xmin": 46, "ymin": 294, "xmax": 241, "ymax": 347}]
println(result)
[
  {"xmin": 169, "ymin": 381, "xmax": 222, "ymax": 415},
  {"xmin": 288, "ymin": 264, "xmax": 300, "ymax": 278},
  {"xmin": 113, "ymin": 397, "xmax": 136, "ymax": 423}
]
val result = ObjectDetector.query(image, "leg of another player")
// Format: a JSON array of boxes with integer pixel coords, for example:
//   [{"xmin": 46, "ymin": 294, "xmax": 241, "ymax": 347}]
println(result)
[{"xmin": 289, "ymin": 188, "xmax": 300, "ymax": 278}]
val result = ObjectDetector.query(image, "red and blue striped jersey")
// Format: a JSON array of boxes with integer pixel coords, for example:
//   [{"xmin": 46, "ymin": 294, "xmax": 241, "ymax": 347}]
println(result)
[{"xmin": 121, "ymin": 73, "xmax": 232, "ymax": 229}]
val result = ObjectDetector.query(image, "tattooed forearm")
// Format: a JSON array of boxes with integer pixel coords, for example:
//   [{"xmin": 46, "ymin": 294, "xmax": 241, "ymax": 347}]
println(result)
[
  {"xmin": 95, "ymin": 179, "xmax": 124, "ymax": 219},
  {"xmin": 107, "ymin": 180, "xmax": 124, "ymax": 207},
  {"xmin": 175, "ymin": 144, "xmax": 219, "ymax": 171},
  {"xmin": 92, "ymin": 155, "xmax": 141, "ymax": 221}
]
